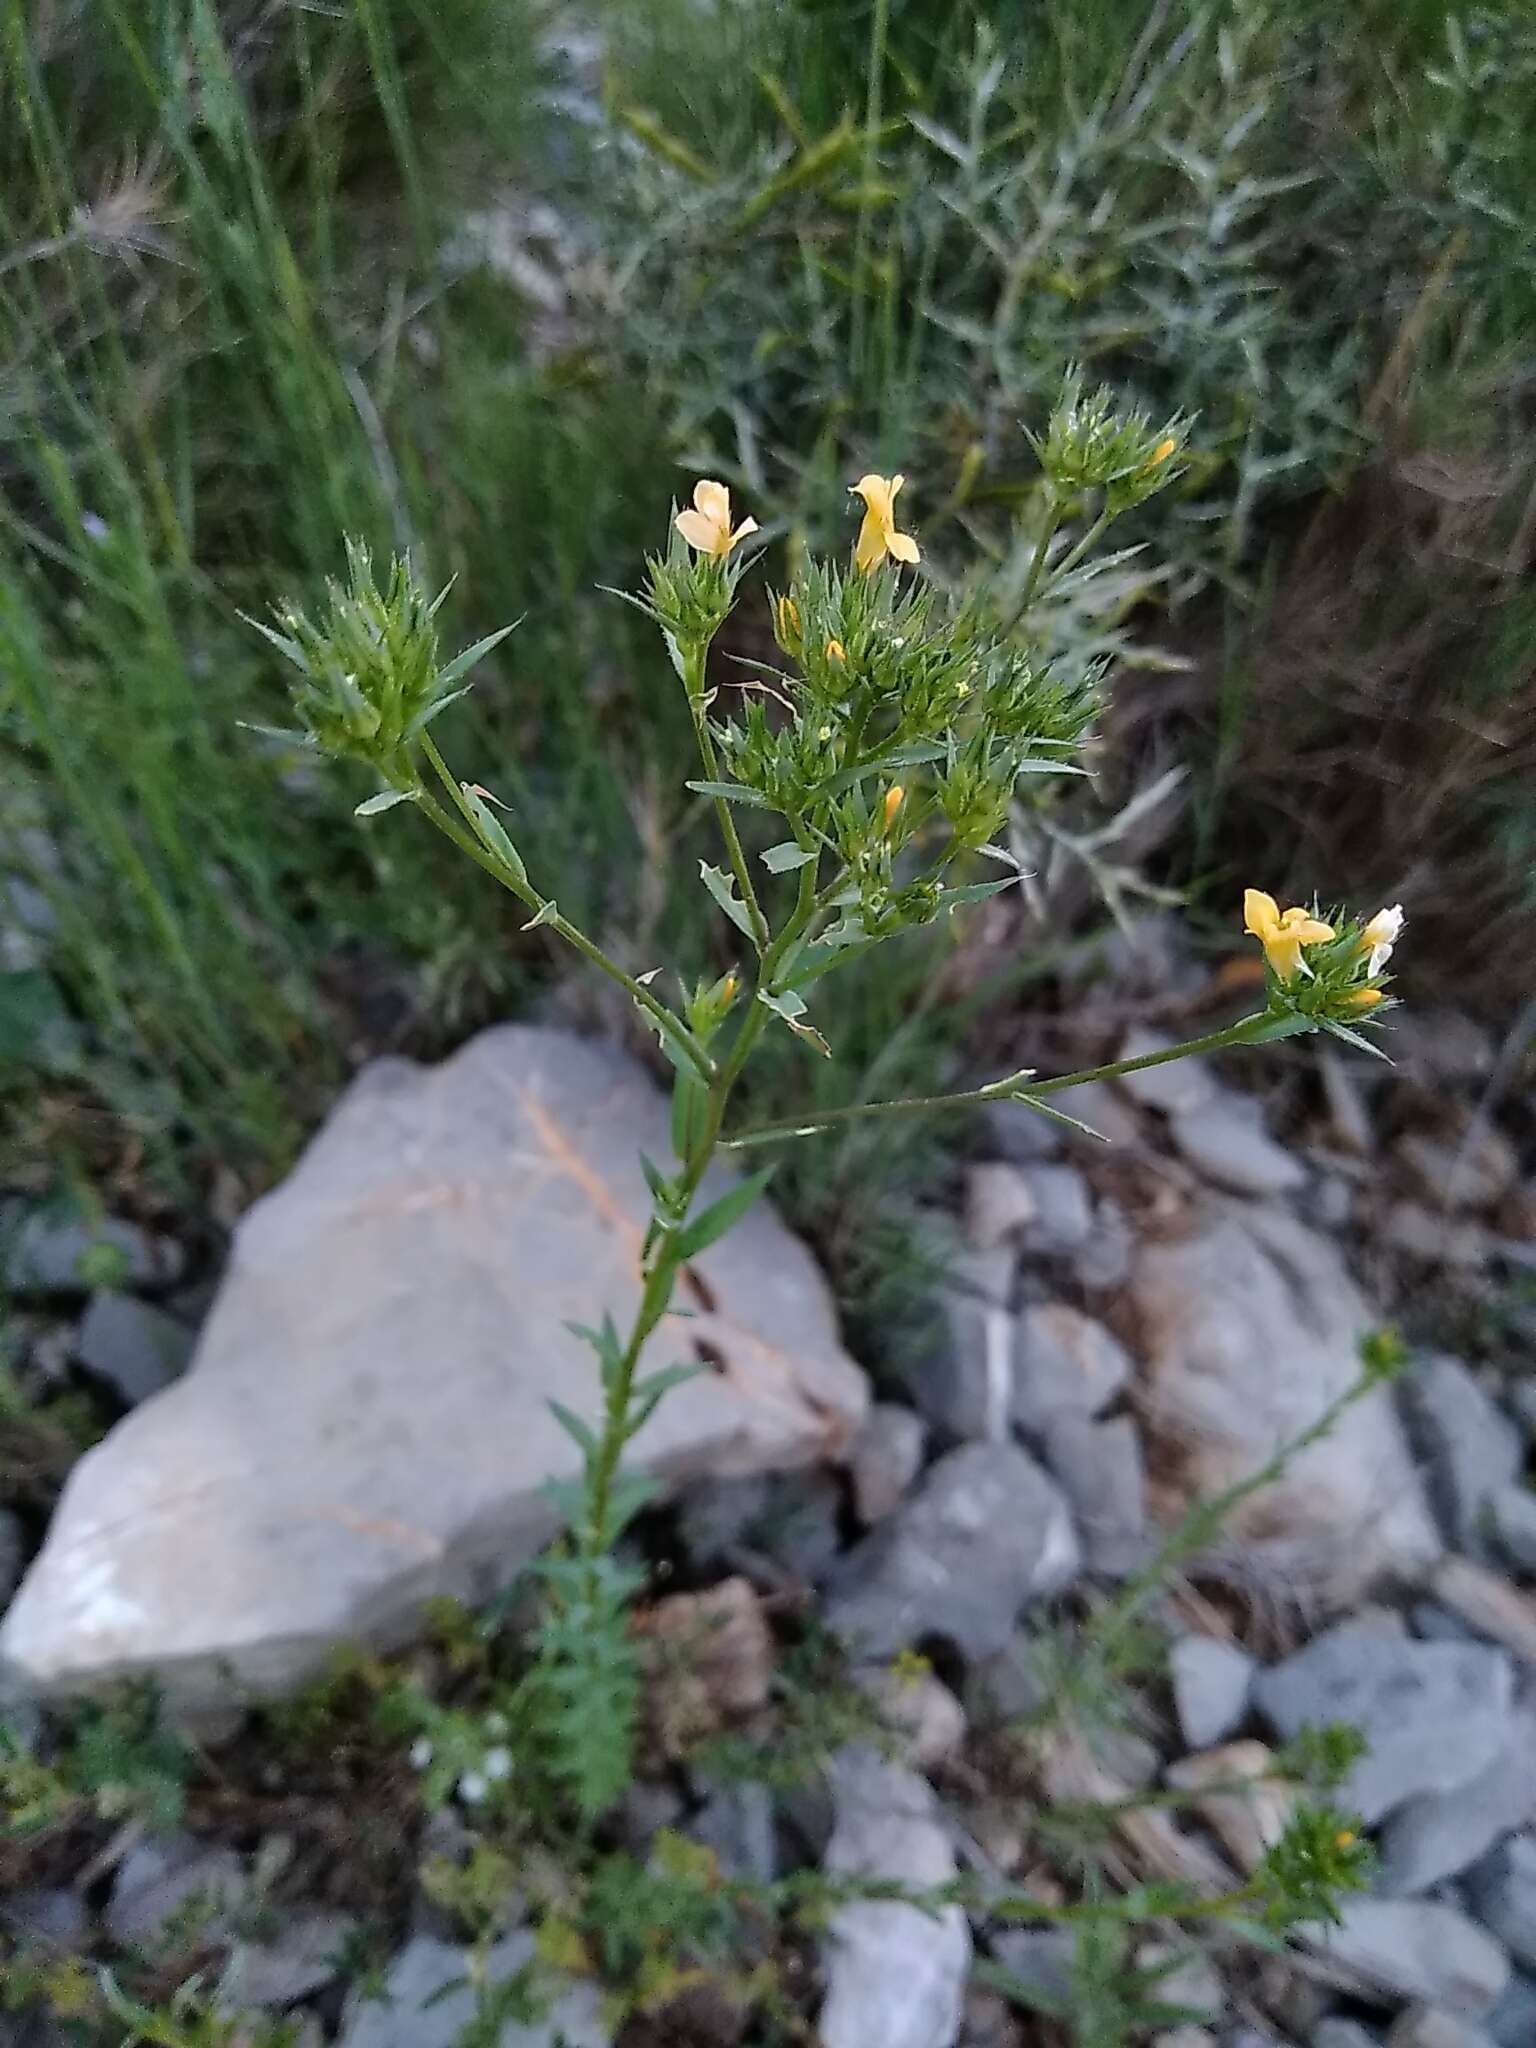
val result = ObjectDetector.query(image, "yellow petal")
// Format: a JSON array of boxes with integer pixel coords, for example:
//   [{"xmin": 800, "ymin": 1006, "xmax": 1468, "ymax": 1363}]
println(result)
[
  {"xmin": 693, "ymin": 478, "xmax": 731, "ymax": 524},
  {"xmin": 852, "ymin": 473, "xmax": 894, "ymax": 524},
  {"xmin": 854, "ymin": 511, "xmax": 886, "ymax": 574},
  {"xmin": 888, "ymin": 531, "xmax": 920, "ymax": 565},
  {"xmin": 726, "ymin": 516, "xmax": 760, "ymax": 552},
  {"xmin": 674, "ymin": 508, "xmax": 720, "ymax": 554},
  {"xmin": 1243, "ymin": 888, "xmax": 1280, "ymax": 939}
]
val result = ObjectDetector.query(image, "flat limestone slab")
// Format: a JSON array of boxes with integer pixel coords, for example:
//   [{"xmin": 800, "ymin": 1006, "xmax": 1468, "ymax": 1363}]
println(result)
[{"xmin": 0, "ymin": 1028, "xmax": 868, "ymax": 1711}]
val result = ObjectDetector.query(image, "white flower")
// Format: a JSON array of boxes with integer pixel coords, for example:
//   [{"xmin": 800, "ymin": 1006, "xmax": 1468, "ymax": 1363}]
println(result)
[
  {"xmin": 482, "ymin": 1746, "xmax": 513, "ymax": 1783},
  {"xmin": 483, "ymin": 1711, "xmax": 509, "ymax": 1738},
  {"xmin": 409, "ymin": 1738, "xmax": 433, "ymax": 1770},
  {"xmin": 1360, "ymin": 903, "xmax": 1404, "ymax": 978},
  {"xmin": 457, "ymin": 1770, "xmax": 488, "ymax": 1806}
]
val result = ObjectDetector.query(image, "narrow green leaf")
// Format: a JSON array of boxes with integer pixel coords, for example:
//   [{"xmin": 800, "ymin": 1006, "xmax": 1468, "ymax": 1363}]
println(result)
[
  {"xmin": 354, "ymin": 787, "xmax": 414, "ymax": 817},
  {"xmin": 699, "ymin": 862, "xmax": 756, "ymax": 938},
  {"xmin": 434, "ymin": 620, "xmax": 518, "ymax": 692},
  {"xmin": 459, "ymin": 783, "xmax": 529, "ymax": 883},
  {"xmin": 1320, "ymin": 1016, "xmax": 1390, "ymax": 1059},
  {"xmin": 675, "ymin": 1168, "xmax": 775, "ymax": 1260},
  {"xmin": 548, "ymin": 1399, "xmax": 598, "ymax": 1460},
  {"xmin": 686, "ymin": 778, "xmax": 772, "ymax": 808},
  {"xmin": 762, "ymin": 840, "xmax": 815, "ymax": 873},
  {"xmin": 943, "ymin": 877, "xmax": 1018, "ymax": 906},
  {"xmin": 240, "ymin": 612, "xmax": 308, "ymax": 672}
]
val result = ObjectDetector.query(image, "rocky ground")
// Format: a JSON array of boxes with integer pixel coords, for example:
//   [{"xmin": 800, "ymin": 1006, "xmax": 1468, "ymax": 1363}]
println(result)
[{"xmin": 1, "ymin": 939, "xmax": 1534, "ymax": 2048}]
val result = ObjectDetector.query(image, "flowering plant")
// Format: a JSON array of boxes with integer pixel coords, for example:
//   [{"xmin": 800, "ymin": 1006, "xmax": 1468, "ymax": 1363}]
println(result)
[{"xmin": 255, "ymin": 378, "xmax": 1403, "ymax": 1817}]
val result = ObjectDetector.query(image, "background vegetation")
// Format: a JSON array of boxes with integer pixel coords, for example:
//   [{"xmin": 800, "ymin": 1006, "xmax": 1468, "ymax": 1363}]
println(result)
[{"xmin": 1, "ymin": 0, "xmax": 1532, "ymax": 1234}]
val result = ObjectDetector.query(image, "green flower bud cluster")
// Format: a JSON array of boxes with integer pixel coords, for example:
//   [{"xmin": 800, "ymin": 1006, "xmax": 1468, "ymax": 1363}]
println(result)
[
  {"xmin": 1256, "ymin": 1803, "xmax": 1374, "ymax": 1929},
  {"xmin": 1032, "ymin": 367, "xmax": 1188, "ymax": 514},
  {"xmin": 705, "ymin": 559, "xmax": 1095, "ymax": 944},
  {"xmin": 641, "ymin": 522, "xmax": 760, "ymax": 677},
  {"xmin": 250, "ymin": 541, "xmax": 512, "ymax": 776}
]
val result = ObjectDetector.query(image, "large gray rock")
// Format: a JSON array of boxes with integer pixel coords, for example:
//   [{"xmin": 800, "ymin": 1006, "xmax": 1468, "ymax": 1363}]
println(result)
[
  {"xmin": 819, "ymin": 1750, "xmax": 970, "ymax": 2048},
  {"xmin": 1385, "ymin": 2012, "xmax": 1498, "ymax": 2048},
  {"xmin": 1128, "ymin": 1203, "xmax": 1440, "ymax": 1607},
  {"xmin": 1376, "ymin": 1700, "xmax": 1536, "ymax": 1893},
  {"xmin": 337, "ymin": 1931, "xmax": 607, "ymax": 2048},
  {"xmin": 1169, "ymin": 1097, "xmax": 1306, "ymax": 1196},
  {"xmin": 1301, "ymin": 1899, "xmax": 1509, "ymax": 2015},
  {"xmin": 1464, "ymin": 1834, "xmax": 1536, "ymax": 1971},
  {"xmin": 104, "ymin": 1834, "xmax": 248, "ymax": 1950},
  {"xmin": 1254, "ymin": 1623, "xmax": 1513, "ymax": 1825},
  {"xmin": 1483, "ymin": 1972, "xmax": 1536, "ymax": 2048},
  {"xmin": 0, "ymin": 1029, "xmax": 868, "ymax": 1710},
  {"xmin": 1488, "ymin": 1487, "xmax": 1536, "ymax": 1577},
  {"xmin": 218, "ymin": 1909, "xmax": 356, "ymax": 2009},
  {"xmin": 1400, "ymin": 1357, "xmax": 1523, "ymax": 1558},
  {"xmin": 827, "ymin": 1442, "xmax": 1079, "ymax": 1661}
]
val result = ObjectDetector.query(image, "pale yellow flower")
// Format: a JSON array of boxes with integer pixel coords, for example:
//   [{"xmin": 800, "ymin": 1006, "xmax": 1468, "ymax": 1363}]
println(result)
[
  {"xmin": 1243, "ymin": 888, "xmax": 1335, "ymax": 982},
  {"xmin": 1358, "ymin": 903, "xmax": 1404, "ymax": 978},
  {"xmin": 881, "ymin": 784, "xmax": 905, "ymax": 833},
  {"xmin": 674, "ymin": 479, "xmax": 759, "ymax": 559},
  {"xmin": 851, "ymin": 472, "xmax": 920, "ymax": 573}
]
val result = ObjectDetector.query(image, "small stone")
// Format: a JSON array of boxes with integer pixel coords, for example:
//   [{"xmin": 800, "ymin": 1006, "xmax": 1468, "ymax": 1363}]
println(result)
[
  {"xmin": 1169, "ymin": 1098, "xmax": 1306, "ymax": 1197},
  {"xmin": 1385, "ymin": 2011, "xmax": 1498, "ymax": 2048},
  {"xmin": 337, "ymin": 1930, "xmax": 609, "ymax": 2048},
  {"xmin": 1114, "ymin": 1028, "xmax": 1217, "ymax": 1115},
  {"xmin": 963, "ymin": 1164, "xmax": 1038, "ymax": 1252},
  {"xmin": 1017, "ymin": 1164, "xmax": 1094, "ymax": 1254},
  {"xmin": 1225, "ymin": 2031, "xmax": 1286, "ymax": 2048},
  {"xmin": 1012, "ymin": 1303, "xmax": 1133, "ymax": 1433},
  {"xmin": 1253, "ymin": 1623, "xmax": 1513, "ymax": 1824},
  {"xmin": 75, "ymin": 1291, "xmax": 194, "ymax": 1407},
  {"xmin": 1138, "ymin": 1941, "xmax": 1225, "ymax": 2023},
  {"xmin": 2, "ymin": 1206, "xmax": 173, "ymax": 1294},
  {"xmin": 689, "ymin": 1780, "xmax": 777, "ymax": 1883},
  {"xmin": 988, "ymin": 1927, "xmax": 1074, "ymax": 2005},
  {"xmin": 1375, "ymin": 1702, "xmax": 1536, "ymax": 1894},
  {"xmin": 1070, "ymin": 1196, "xmax": 1136, "ymax": 1294},
  {"xmin": 983, "ymin": 1092, "xmax": 1064, "ymax": 1162},
  {"xmin": 1386, "ymin": 1010, "xmax": 1495, "ymax": 1084},
  {"xmin": 819, "ymin": 1749, "xmax": 970, "ymax": 2048},
  {"xmin": 635, "ymin": 1577, "xmax": 774, "ymax": 1759},
  {"xmin": 1302, "ymin": 1899, "xmax": 1509, "ymax": 2015},
  {"xmin": 909, "ymin": 1278, "xmax": 1014, "ymax": 1441},
  {"xmin": 1510, "ymin": 1383, "xmax": 1536, "ymax": 1441},
  {"xmin": 1041, "ymin": 1416, "xmax": 1149, "ymax": 1577},
  {"xmin": 1164, "ymin": 1742, "xmax": 1295, "ymax": 1872},
  {"xmin": 0, "ymin": 1887, "xmax": 89, "ymax": 1947},
  {"xmin": 1483, "ymin": 1972, "xmax": 1536, "ymax": 2048},
  {"xmin": 0, "ymin": 1511, "xmax": 24, "ymax": 1607},
  {"xmin": 1430, "ymin": 1556, "xmax": 1536, "ymax": 1664},
  {"xmin": 1400, "ymin": 1357, "xmax": 1523, "ymax": 1558},
  {"xmin": 1397, "ymin": 1129, "xmax": 1519, "ymax": 1216},
  {"xmin": 854, "ymin": 1665, "xmax": 967, "ymax": 1770},
  {"xmin": 1384, "ymin": 1202, "xmax": 1490, "ymax": 1269},
  {"xmin": 1488, "ymin": 1487, "xmax": 1536, "ymax": 1577},
  {"xmin": 1169, "ymin": 1637, "xmax": 1255, "ymax": 1751},
  {"xmin": 1312, "ymin": 2025, "xmax": 1384, "ymax": 2048},
  {"xmin": 965, "ymin": 1631, "xmax": 1052, "ymax": 1726},
  {"xmin": 848, "ymin": 1405, "xmax": 927, "ymax": 1524},
  {"xmin": 1318, "ymin": 1048, "xmax": 1375, "ymax": 1155},
  {"xmin": 105, "ymin": 1835, "xmax": 248, "ymax": 1950},
  {"xmin": 1153, "ymin": 2032, "xmax": 1218, "ymax": 2048},
  {"xmin": 827, "ymin": 1443, "xmax": 1079, "ymax": 1662},
  {"xmin": 218, "ymin": 1909, "xmax": 356, "ymax": 2009},
  {"xmin": 1464, "ymin": 1833, "xmax": 1536, "ymax": 1971}
]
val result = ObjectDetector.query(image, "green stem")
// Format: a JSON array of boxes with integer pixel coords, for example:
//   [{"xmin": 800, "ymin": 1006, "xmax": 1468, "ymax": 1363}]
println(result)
[
  {"xmin": 415, "ymin": 734, "xmax": 715, "ymax": 1084},
  {"xmin": 1051, "ymin": 503, "xmax": 1114, "ymax": 584},
  {"xmin": 720, "ymin": 1012, "xmax": 1278, "ymax": 1149},
  {"xmin": 1003, "ymin": 490, "xmax": 1064, "ymax": 635},
  {"xmin": 685, "ymin": 653, "xmax": 768, "ymax": 952}
]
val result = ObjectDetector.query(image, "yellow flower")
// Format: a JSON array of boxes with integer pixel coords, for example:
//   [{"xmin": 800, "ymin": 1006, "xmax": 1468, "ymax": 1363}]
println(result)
[
  {"xmin": 881, "ymin": 784, "xmax": 905, "ymax": 833},
  {"xmin": 851, "ymin": 472, "xmax": 920, "ymax": 573},
  {"xmin": 1341, "ymin": 987, "xmax": 1382, "ymax": 1012},
  {"xmin": 825, "ymin": 637, "xmax": 846, "ymax": 664},
  {"xmin": 1358, "ymin": 902, "xmax": 1404, "ymax": 978},
  {"xmin": 674, "ymin": 479, "xmax": 759, "ymax": 559},
  {"xmin": 1243, "ymin": 888, "xmax": 1336, "ymax": 982}
]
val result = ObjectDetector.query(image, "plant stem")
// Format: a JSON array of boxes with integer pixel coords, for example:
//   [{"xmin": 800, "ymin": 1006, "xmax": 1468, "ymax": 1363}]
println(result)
[
  {"xmin": 720, "ymin": 1012, "xmax": 1279, "ymax": 1149},
  {"xmin": 414, "ymin": 733, "xmax": 715, "ymax": 1083},
  {"xmin": 1003, "ymin": 490, "xmax": 1064, "ymax": 634},
  {"xmin": 685, "ymin": 651, "xmax": 768, "ymax": 951}
]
